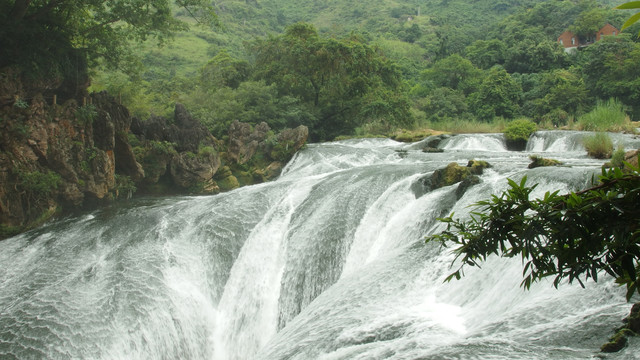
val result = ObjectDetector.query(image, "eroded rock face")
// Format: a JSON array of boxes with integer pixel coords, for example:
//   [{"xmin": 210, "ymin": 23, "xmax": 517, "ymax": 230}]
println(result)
[
  {"xmin": 0, "ymin": 86, "xmax": 145, "ymax": 234},
  {"xmin": 227, "ymin": 120, "xmax": 271, "ymax": 164},
  {"xmin": 170, "ymin": 152, "xmax": 220, "ymax": 191},
  {"xmin": 131, "ymin": 104, "xmax": 220, "ymax": 192}
]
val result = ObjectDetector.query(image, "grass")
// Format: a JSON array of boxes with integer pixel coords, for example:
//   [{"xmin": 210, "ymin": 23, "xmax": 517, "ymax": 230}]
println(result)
[
  {"xmin": 578, "ymin": 98, "xmax": 635, "ymax": 133},
  {"xmin": 583, "ymin": 132, "xmax": 614, "ymax": 159}
]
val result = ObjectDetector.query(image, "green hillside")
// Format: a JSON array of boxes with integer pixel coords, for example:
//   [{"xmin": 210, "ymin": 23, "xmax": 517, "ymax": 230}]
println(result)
[{"xmin": 89, "ymin": 0, "xmax": 640, "ymax": 140}]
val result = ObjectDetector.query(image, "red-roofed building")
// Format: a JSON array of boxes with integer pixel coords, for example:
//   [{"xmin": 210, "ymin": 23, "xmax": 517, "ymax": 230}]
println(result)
[{"xmin": 557, "ymin": 24, "xmax": 619, "ymax": 51}]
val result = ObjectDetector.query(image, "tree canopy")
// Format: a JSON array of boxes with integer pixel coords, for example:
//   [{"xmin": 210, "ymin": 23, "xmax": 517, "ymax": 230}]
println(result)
[
  {"xmin": 251, "ymin": 23, "xmax": 413, "ymax": 140},
  {"xmin": 0, "ymin": 0, "xmax": 215, "ymax": 82},
  {"xmin": 427, "ymin": 163, "xmax": 640, "ymax": 301}
]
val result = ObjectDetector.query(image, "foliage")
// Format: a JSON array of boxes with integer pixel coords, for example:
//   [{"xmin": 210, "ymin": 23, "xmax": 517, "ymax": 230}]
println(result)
[
  {"xmin": 581, "ymin": 36, "xmax": 640, "ymax": 119},
  {"xmin": 469, "ymin": 67, "xmax": 521, "ymax": 122},
  {"xmin": 611, "ymin": 146, "xmax": 627, "ymax": 168},
  {"xmin": 114, "ymin": 174, "xmax": 136, "ymax": 199},
  {"xmin": 427, "ymin": 166, "xmax": 640, "ymax": 301},
  {"xmin": 17, "ymin": 169, "xmax": 62, "ymax": 196},
  {"xmin": 75, "ymin": 104, "xmax": 98, "ymax": 125},
  {"xmin": 0, "ymin": 0, "xmax": 216, "ymax": 81},
  {"xmin": 251, "ymin": 23, "xmax": 411, "ymax": 140},
  {"xmin": 503, "ymin": 119, "xmax": 538, "ymax": 142},
  {"xmin": 583, "ymin": 132, "xmax": 614, "ymax": 159},
  {"xmin": 578, "ymin": 99, "xmax": 630, "ymax": 132},
  {"xmin": 420, "ymin": 54, "xmax": 483, "ymax": 95},
  {"xmin": 616, "ymin": 1, "xmax": 640, "ymax": 36}
]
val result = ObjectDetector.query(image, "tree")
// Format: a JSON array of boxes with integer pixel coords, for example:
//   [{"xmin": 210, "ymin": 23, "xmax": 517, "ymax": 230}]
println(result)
[
  {"xmin": 569, "ymin": 7, "xmax": 607, "ymax": 41},
  {"xmin": 0, "ymin": 0, "xmax": 215, "ymax": 83},
  {"xmin": 421, "ymin": 54, "xmax": 483, "ymax": 95},
  {"xmin": 465, "ymin": 39, "xmax": 507, "ymax": 70},
  {"xmin": 427, "ymin": 165, "xmax": 640, "ymax": 301},
  {"xmin": 581, "ymin": 36, "xmax": 640, "ymax": 119},
  {"xmin": 469, "ymin": 66, "xmax": 521, "ymax": 121},
  {"xmin": 252, "ymin": 23, "xmax": 411, "ymax": 140}
]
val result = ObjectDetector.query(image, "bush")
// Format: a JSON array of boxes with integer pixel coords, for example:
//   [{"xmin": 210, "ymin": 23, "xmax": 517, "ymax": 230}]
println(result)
[
  {"xmin": 578, "ymin": 99, "xmax": 631, "ymax": 132},
  {"xmin": 75, "ymin": 104, "xmax": 98, "ymax": 125},
  {"xmin": 610, "ymin": 146, "xmax": 626, "ymax": 167},
  {"xmin": 504, "ymin": 119, "xmax": 538, "ymax": 141},
  {"xmin": 504, "ymin": 119, "xmax": 537, "ymax": 151},
  {"xmin": 583, "ymin": 132, "xmax": 614, "ymax": 159}
]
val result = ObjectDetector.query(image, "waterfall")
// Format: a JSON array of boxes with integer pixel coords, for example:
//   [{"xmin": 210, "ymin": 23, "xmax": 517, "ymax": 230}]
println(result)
[{"xmin": 0, "ymin": 132, "xmax": 638, "ymax": 359}]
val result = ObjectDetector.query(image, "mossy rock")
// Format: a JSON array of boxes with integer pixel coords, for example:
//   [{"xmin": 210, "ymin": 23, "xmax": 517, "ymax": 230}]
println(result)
[
  {"xmin": 467, "ymin": 160, "xmax": 491, "ymax": 175},
  {"xmin": 217, "ymin": 175, "xmax": 239, "ymax": 192},
  {"xmin": 528, "ymin": 155, "xmax": 563, "ymax": 169},
  {"xmin": 236, "ymin": 171, "xmax": 254, "ymax": 187},
  {"xmin": 601, "ymin": 328, "xmax": 635, "ymax": 353}
]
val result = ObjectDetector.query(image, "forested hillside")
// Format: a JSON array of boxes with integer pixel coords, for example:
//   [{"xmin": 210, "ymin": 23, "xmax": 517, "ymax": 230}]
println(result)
[{"xmin": 87, "ymin": 0, "xmax": 639, "ymax": 142}]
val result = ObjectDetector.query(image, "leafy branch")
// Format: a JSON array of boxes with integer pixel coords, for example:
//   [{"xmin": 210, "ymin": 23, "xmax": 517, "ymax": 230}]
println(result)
[{"xmin": 427, "ymin": 161, "xmax": 640, "ymax": 301}]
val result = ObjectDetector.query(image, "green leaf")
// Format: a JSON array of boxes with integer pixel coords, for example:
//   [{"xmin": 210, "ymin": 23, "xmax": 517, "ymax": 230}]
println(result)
[
  {"xmin": 615, "ymin": 1, "xmax": 640, "ymax": 10},
  {"xmin": 620, "ymin": 11, "xmax": 640, "ymax": 30}
]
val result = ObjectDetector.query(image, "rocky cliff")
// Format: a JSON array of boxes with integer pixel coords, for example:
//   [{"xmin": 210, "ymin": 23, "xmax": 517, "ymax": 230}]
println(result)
[{"xmin": 0, "ymin": 69, "xmax": 308, "ymax": 239}]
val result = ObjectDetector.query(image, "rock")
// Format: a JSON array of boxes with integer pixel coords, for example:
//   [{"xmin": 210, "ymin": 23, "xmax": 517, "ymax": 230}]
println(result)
[
  {"xmin": 277, "ymin": 125, "xmax": 309, "ymax": 151},
  {"xmin": 412, "ymin": 160, "xmax": 490, "ymax": 198},
  {"xmin": 528, "ymin": 155, "xmax": 562, "ymax": 169},
  {"xmin": 626, "ymin": 302, "xmax": 640, "ymax": 333},
  {"xmin": 456, "ymin": 175, "xmax": 481, "ymax": 199},
  {"xmin": 227, "ymin": 120, "xmax": 270, "ymax": 164},
  {"xmin": 624, "ymin": 149, "xmax": 639, "ymax": 168},
  {"xmin": 214, "ymin": 166, "xmax": 240, "ymax": 192},
  {"xmin": 169, "ymin": 152, "xmax": 220, "ymax": 191},
  {"xmin": 264, "ymin": 162, "xmax": 284, "ymax": 180},
  {"xmin": 601, "ymin": 329, "xmax": 633, "ymax": 353}
]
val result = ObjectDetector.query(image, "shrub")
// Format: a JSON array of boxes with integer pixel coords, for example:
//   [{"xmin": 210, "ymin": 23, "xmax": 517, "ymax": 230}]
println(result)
[
  {"xmin": 610, "ymin": 146, "xmax": 626, "ymax": 167},
  {"xmin": 578, "ymin": 99, "xmax": 631, "ymax": 132},
  {"xmin": 75, "ymin": 104, "xmax": 98, "ymax": 125},
  {"xmin": 17, "ymin": 169, "xmax": 62, "ymax": 196},
  {"xmin": 504, "ymin": 119, "xmax": 537, "ymax": 151},
  {"xmin": 584, "ymin": 132, "xmax": 614, "ymax": 159}
]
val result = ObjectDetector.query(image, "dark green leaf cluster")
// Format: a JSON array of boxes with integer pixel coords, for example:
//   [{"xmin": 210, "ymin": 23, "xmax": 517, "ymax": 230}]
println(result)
[{"xmin": 427, "ymin": 163, "xmax": 640, "ymax": 301}]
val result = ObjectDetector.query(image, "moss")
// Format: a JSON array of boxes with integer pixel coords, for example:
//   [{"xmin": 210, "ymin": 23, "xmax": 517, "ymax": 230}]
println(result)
[
  {"xmin": 236, "ymin": 171, "xmax": 254, "ymax": 186},
  {"xmin": 0, "ymin": 224, "xmax": 23, "ymax": 240},
  {"xmin": 217, "ymin": 174, "xmax": 239, "ymax": 191},
  {"xmin": 528, "ymin": 155, "xmax": 562, "ymax": 169},
  {"xmin": 431, "ymin": 163, "xmax": 471, "ymax": 189},
  {"xmin": 467, "ymin": 160, "xmax": 490, "ymax": 175},
  {"xmin": 601, "ymin": 328, "xmax": 634, "ymax": 353}
]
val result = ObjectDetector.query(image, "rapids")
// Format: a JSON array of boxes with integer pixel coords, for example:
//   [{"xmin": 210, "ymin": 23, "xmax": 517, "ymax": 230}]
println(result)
[{"xmin": 0, "ymin": 131, "xmax": 639, "ymax": 359}]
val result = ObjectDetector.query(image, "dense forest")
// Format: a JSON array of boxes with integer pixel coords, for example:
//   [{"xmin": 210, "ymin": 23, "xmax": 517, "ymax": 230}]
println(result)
[{"xmin": 82, "ymin": 0, "xmax": 640, "ymax": 141}]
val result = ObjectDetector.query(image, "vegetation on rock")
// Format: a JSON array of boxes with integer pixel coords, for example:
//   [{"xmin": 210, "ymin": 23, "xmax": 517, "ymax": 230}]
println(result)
[
  {"xmin": 584, "ymin": 132, "xmax": 614, "ymax": 159},
  {"xmin": 528, "ymin": 155, "xmax": 563, "ymax": 168},
  {"xmin": 503, "ymin": 119, "xmax": 538, "ymax": 151}
]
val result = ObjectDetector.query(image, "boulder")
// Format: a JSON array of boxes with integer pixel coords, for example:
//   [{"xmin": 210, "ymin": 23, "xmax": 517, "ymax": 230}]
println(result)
[
  {"xmin": 528, "ymin": 155, "xmax": 562, "ymax": 169},
  {"xmin": 412, "ymin": 160, "xmax": 490, "ymax": 198},
  {"xmin": 169, "ymin": 152, "xmax": 220, "ymax": 191}
]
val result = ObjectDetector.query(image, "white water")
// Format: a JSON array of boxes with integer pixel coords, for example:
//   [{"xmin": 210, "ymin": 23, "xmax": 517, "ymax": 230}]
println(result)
[{"xmin": 0, "ymin": 131, "xmax": 639, "ymax": 359}]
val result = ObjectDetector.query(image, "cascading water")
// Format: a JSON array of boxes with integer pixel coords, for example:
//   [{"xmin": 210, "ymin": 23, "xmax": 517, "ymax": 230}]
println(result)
[{"xmin": 0, "ymin": 131, "xmax": 638, "ymax": 360}]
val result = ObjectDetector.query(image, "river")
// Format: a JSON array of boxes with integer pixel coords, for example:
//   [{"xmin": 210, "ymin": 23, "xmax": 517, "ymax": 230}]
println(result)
[{"xmin": 0, "ymin": 131, "xmax": 639, "ymax": 359}]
